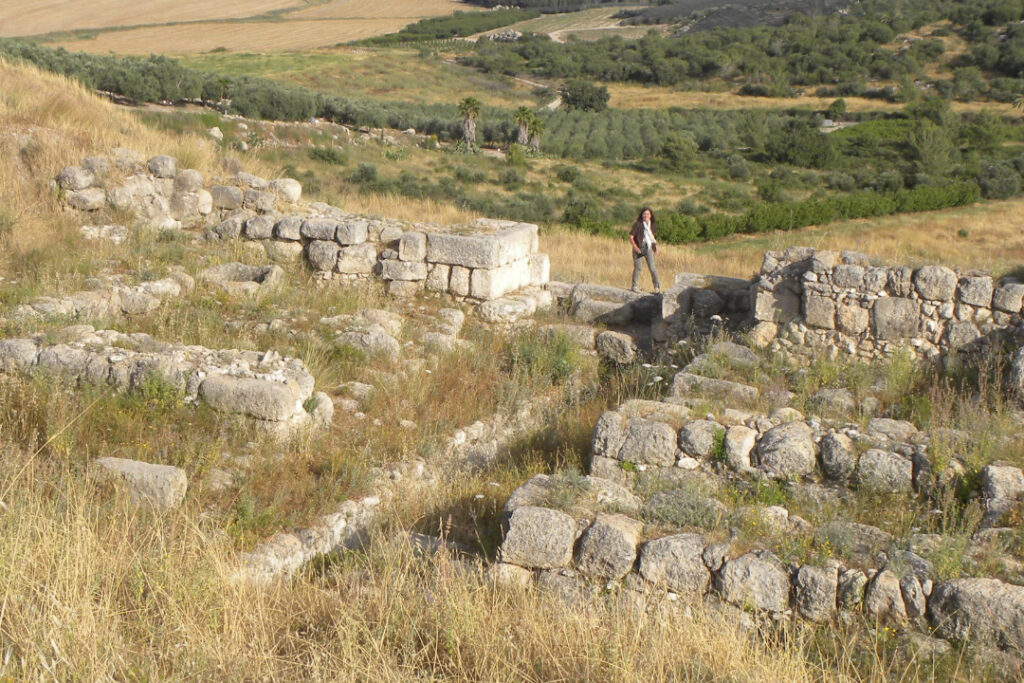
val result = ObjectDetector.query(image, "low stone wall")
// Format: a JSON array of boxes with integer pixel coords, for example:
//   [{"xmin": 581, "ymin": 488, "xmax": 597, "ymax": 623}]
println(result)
[
  {"xmin": 57, "ymin": 153, "xmax": 550, "ymax": 303},
  {"xmin": 0, "ymin": 325, "xmax": 330, "ymax": 434},
  {"xmin": 753, "ymin": 246, "xmax": 1021, "ymax": 360}
]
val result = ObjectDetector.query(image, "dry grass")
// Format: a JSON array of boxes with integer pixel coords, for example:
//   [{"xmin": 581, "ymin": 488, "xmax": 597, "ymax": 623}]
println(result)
[
  {"xmin": 604, "ymin": 84, "xmax": 1020, "ymax": 115},
  {"xmin": 542, "ymin": 198, "xmax": 1024, "ymax": 286},
  {"xmin": 0, "ymin": 0, "xmax": 302, "ymax": 38},
  {"xmin": 54, "ymin": 19, "xmax": 425, "ymax": 54},
  {"xmin": 472, "ymin": 6, "xmax": 657, "ymax": 42},
  {"xmin": 289, "ymin": 0, "xmax": 464, "ymax": 20},
  {"xmin": 0, "ymin": 58, "xmax": 230, "ymax": 280}
]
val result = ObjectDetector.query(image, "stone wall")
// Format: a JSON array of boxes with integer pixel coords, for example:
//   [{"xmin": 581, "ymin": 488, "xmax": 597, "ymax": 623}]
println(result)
[
  {"xmin": 57, "ymin": 154, "xmax": 550, "ymax": 303},
  {"xmin": 753, "ymin": 246, "xmax": 1020, "ymax": 360}
]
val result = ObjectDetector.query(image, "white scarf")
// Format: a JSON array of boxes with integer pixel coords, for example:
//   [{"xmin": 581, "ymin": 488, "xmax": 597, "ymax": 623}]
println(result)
[{"xmin": 641, "ymin": 220, "xmax": 655, "ymax": 250}]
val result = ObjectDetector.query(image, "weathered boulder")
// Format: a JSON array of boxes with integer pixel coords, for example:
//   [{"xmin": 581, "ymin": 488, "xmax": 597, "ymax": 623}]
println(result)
[
  {"xmin": 499, "ymin": 506, "xmax": 577, "ymax": 570},
  {"xmin": 992, "ymin": 283, "xmax": 1024, "ymax": 313},
  {"xmin": 638, "ymin": 533, "xmax": 710, "ymax": 595},
  {"xmin": 793, "ymin": 565, "xmax": 838, "ymax": 622},
  {"xmin": 574, "ymin": 513, "xmax": 643, "ymax": 580},
  {"xmin": 147, "ymin": 155, "xmax": 177, "ymax": 178},
  {"xmin": 958, "ymin": 276, "xmax": 994, "ymax": 307},
  {"xmin": 477, "ymin": 296, "xmax": 535, "ymax": 324},
  {"xmin": 618, "ymin": 418, "xmax": 677, "ymax": 467},
  {"xmin": 269, "ymin": 178, "xmax": 302, "ymax": 203},
  {"xmin": 837, "ymin": 568, "xmax": 868, "ymax": 609},
  {"xmin": 855, "ymin": 449, "xmax": 913, "ymax": 492},
  {"xmin": 715, "ymin": 550, "xmax": 790, "ymax": 613},
  {"xmin": 68, "ymin": 188, "xmax": 106, "ymax": 211},
  {"xmin": 56, "ymin": 165, "xmax": 95, "ymax": 191},
  {"xmin": 0, "ymin": 339, "xmax": 39, "ymax": 371},
  {"xmin": 198, "ymin": 263, "xmax": 283, "ymax": 296},
  {"xmin": 595, "ymin": 331, "xmax": 636, "ymax": 364},
  {"xmin": 864, "ymin": 569, "xmax": 907, "ymax": 621},
  {"xmin": 819, "ymin": 432, "xmax": 856, "ymax": 481},
  {"xmin": 913, "ymin": 266, "xmax": 958, "ymax": 301},
  {"xmin": 901, "ymin": 574, "xmax": 926, "ymax": 619},
  {"xmin": 93, "ymin": 457, "xmax": 187, "ymax": 510},
  {"xmin": 198, "ymin": 376, "xmax": 301, "ymax": 421},
  {"xmin": 980, "ymin": 464, "xmax": 1024, "ymax": 500},
  {"xmin": 592, "ymin": 411, "xmax": 626, "ymax": 460},
  {"xmin": 210, "ymin": 185, "xmax": 244, "ymax": 210},
  {"xmin": 672, "ymin": 373, "xmax": 759, "ymax": 403},
  {"xmin": 867, "ymin": 417, "xmax": 919, "ymax": 443},
  {"xmin": 872, "ymin": 298, "xmax": 919, "ymax": 340},
  {"xmin": 724, "ymin": 425, "xmax": 757, "ymax": 473},
  {"xmin": 808, "ymin": 388, "xmax": 856, "ymax": 416},
  {"xmin": 336, "ymin": 328, "xmax": 400, "ymax": 359},
  {"xmin": 678, "ymin": 419, "xmax": 721, "ymax": 459},
  {"xmin": 928, "ymin": 578, "xmax": 1024, "ymax": 652},
  {"xmin": 757, "ymin": 421, "xmax": 816, "ymax": 479},
  {"xmin": 244, "ymin": 214, "xmax": 276, "ymax": 240}
]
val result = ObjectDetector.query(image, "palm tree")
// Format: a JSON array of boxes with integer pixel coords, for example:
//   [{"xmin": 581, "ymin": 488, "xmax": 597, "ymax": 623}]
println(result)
[
  {"xmin": 514, "ymin": 106, "xmax": 532, "ymax": 146},
  {"xmin": 457, "ymin": 96, "xmax": 482, "ymax": 150},
  {"xmin": 527, "ymin": 113, "xmax": 544, "ymax": 153}
]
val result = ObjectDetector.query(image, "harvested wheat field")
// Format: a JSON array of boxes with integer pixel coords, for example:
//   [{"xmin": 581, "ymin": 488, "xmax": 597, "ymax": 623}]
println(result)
[
  {"xmin": 0, "ymin": 0, "xmax": 302, "ymax": 38},
  {"xmin": 55, "ymin": 19, "xmax": 422, "ymax": 54},
  {"xmin": 289, "ymin": 0, "xmax": 464, "ymax": 20}
]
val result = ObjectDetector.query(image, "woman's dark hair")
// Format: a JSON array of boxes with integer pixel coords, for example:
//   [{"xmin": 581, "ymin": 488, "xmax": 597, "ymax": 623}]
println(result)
[{"xmin": 635, "ymin": 207, "xmax": 656, "ymax": 225}]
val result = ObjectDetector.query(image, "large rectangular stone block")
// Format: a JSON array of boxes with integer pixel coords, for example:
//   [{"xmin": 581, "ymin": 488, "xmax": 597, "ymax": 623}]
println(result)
[
  {"xmin": 399, "ymin": 232, "xmax": 427, "ymax": 261},
  {"xmin": 469, "ymin": 259, "xmax": 531, "ymax": 300},
  {"xmin": 872, "ymin": 297, "xmax": 920, "ymax": 340},
  {"xmin": 804, "ymin": 294, "xmax": 836, "ymax": 329},
  {"xmin": 529, "ymin": 252, "xmax": 550, "ymax": 285},
  {"xmin": 301, "ymin": 218, "xmax": 338, "ymax": 241},
  {"xmin": 382, "ymin": 260, "xmax": 427, "ymax": 282},
  {"xmin": 449, "ymin": 266, "xmax": 471, "ymax": 296},
  {"xmin": 755, "ymin": 288, "xmax": 800, "ymax": 323},
  {"xmin": 335, "ymin": 219, "xmax": 368, "ymax": 245},
  {"xmin": 336, "ymin": 243, "xmax": 377, "ymax": 274},
  {"xmin": 426, "ymin": 233, "xmax": 500, "ymax": 268},
  {"xmin": 495, "ymin": 224, "xmax": 537, "ymax": 264},
  {"xmin": 425, "ymin": 264, "xmax": 450, "ymax": 292}
]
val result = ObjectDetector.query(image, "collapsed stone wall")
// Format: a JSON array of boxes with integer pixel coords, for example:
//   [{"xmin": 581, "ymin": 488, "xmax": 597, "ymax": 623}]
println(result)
[
  {"xmin": 494, "ymin": 395, "xmax": 1024, "ymax": 657},
  {"xmin": 56, "ymin": 153, "xmax": 550, "ymax": 304},
  {"xmin": 752, "ymin": 246, "xmax": 1022, "ymax": 360}
]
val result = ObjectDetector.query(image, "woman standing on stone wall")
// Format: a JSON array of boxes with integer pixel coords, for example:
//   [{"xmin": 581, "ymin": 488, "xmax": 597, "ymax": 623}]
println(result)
[{"xmin": 629, "ymin": 207, "xmax": 661, "ymax": 294}]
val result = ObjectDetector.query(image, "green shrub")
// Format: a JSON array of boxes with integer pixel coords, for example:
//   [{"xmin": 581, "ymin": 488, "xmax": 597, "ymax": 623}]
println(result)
[{"xmin": 309, "ymin": 146, "xmax": 347, "ymax": 165}]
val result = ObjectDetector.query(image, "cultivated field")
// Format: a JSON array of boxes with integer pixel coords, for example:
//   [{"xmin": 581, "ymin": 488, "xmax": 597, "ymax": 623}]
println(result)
[
  {"xmin": 34, "ymin": 0, "xmax": 467, "ymax": 54},
  {"xmin": 473, "ymin": 6, "xmax": 658, "ymax": 42},
  {"xmin": 182, "ymin": 49, "xmax": 536, "ymax": 107},
  {"xmin": 0, "ymin": 0, "xmax": 303, "ymax": 38}
]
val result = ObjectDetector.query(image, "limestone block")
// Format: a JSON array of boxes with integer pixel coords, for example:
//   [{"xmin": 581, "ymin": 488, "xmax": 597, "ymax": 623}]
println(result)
[
  {"xmin": 268, "ymin": 178, "xmax": 302, "ymax": 203},
  {"xmin": 928, "ymin": 578, "xmax": 1024, "ymax": 651},
  {"xmin": 275, "ymin": 215, "xmax": 303, "ymax": 241},
  {"xmin": 93, "ymin": 457, "xmax": 187, "ymax": 510},
  {"xmin": 495, "ymin": 223, "xmax": 537, "ymax": 264},
  {"xmin": 979, "ymin": 464, "xmax": 1024, "ymax": 500},
  {"xmin": 992, "ymin": 283, "xmax": 1024, "ymax": 313},
  {"xmin": 820, "ymin": 432, "xmax": 856, "ymax": 481},
  {"xmin": 301, "ymin": 218, "xmax": 338, "ymax": 241},
  {"xmin": 0, "ymin": 339, "xmax": 39, "ymax": 371},
  {"xmin": 170, "ymin": 189, "xmax": 213, "ymax": 220},
  {"xmin": 715, "ymin": 550, "xmax": 790, "ymax": 613},
  {"xmin": 639, "ymin": 533, "xmax": 710, "ymax": 595},
  {"xmin": 382, "ymin": 260, "xmax": 428, "ymax": 281},
  {"xmin": 387, "ymin": 280, "xmax": 424, "ymax": 297},
  {"xmin": 618, "ymin": 418, "xmax": 677, "ymax": 466},
  {"xmin": 672, "ymin": 373, "xmax": 759, "ymax": 403},
  {"xmin": 398, "ymin": 232, "xmax": 427, "ymax": 261},
  {"xmin": 210, "ymin": 210, "xmax": 252, "ymax": 240},
  {"xmin": 469, "ymin": 259, "xmax": 530, "ymax": 300},
  {"xmin": 595, "ymin": 331, "xmax": 636, "ymax": 364},
  {"xmin": 856, "ymin": 449, "xmax": 913, "ymax": 492},
  {"xmin": 336, "ymin": 243, "xmax": 377, "ymax": 275},
  {"xmin": 336, "ymin": 219, "xmax": 369, "ymax": 246},
  {"xmin": 529, "ymin": 253, "xmax": 550, "ymax": 286},
  {"xmin": 235, "ymin": 172, "xmax": 267, "ymax": 189},
  {"xmin": 174, "ymin": 169, "xmax": 203, "ymax": 192},
  {"xmin": 147, "ymin": 155, "xmax": 177, "ymax": 178},
  {"xmin": 449, "ymin": 266, "xmax": 471, "ymax": 297},
  {"xmin": 574, "ymin": 513, "xmax": 643, "ymax": 580},
  {"xmin": 425, "ymin": 264, "xmax": 450, "ymax": 292},
  {"xmin": 499, "ymin": 506, "xmax": 577, "ymax": 570},
  {"xmin": 307, "ymin": 241, "xmax": 341, "ymax": 272},
  {"xmin": 210, "ymin": 185, "xmax": 243, "ymax": 210},
  {"xmin": 872, "ymin": 298, "xmax": 920, "ymax": 340},
  {"xmin": 198, "ymin": 375, "xmax": 301, "ymax": 421},
  {"xmin": 755, "ymin": 288, "xmax": 800, "ymax": 323},
  {"xmin": 68, "ymin": 188, "xmax": 106, "ymax": 211},
  {"xmin": 757, "ymin": 421, "xmax": 816, "ymax": 479},
  {"xmin": 864, "ymin": 267, "xmax": 888, "ymax": 292},
  {"xmin": 82, "ymin": 156, "xmax": 110, "ymax": 176},
  {"xmin": 833, "ymin": 264, "xmax": 865, "ymax": 289},
  {"xmin": 570, "ymin": 299, "xmax": 633, "ymax": 326},
  {"xmin": 426, "ymin": 233, "xmax": 500, "ymax": 268},
  {"xmin": 592, "ymin": 411, "xmax": 626, "ymax": 460},
  {"xmin": 887, "ymin": 266, "xmax": 914, "ymax": 297},
  {"xmin": 477, "ymin": 296, "xmax": 535, "ymax": 323},
  {"xmin": 56, "ymin": 165, "xmax": 95, "ymax": 191},
  {"xmin": 865, "ymin": 570, "xmax": 907, "ymax": 621},
  {"xmin": 914, "ymin": 265, "xmax": 958, "ymax": 301},
  {"xmin": 265, "ymin": 241, "xmax": 304, "ymax": 263},
  {"xmin": 945, "ymin": 321, "xmax": 980, "ymax": 350},
  {"xmin": 678, "ymin": 419, "xmax": 721, "ymax": 459},
  {"xmin": 794, "ymin": 565, "xmax": 838, "ymax": 622},
  {"xmin": 958, "ymin": 276, "xmax": 993, "ymax": 307},
  {"xmin": 804, "ymin": 294, "xmax": 836, "ymax": 329},
  {"xmin": 836, "ymin": 304, "xmax": 869, "ymax": 335},
  {"xmin": 724, "ymin": 425, "xmax": 757, "ymax": 473},
  {"xmin": 245, "ymin": 214, "xmax": 276, "ymax": 240},
  {"xmin": 243, "ymin": 189, "xmax": 276, "ymax": 213}
]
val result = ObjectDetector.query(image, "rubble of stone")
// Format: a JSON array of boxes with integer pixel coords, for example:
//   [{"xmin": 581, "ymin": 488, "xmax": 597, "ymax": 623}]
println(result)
[
  {"xmin": 0, "ymin": 325, "xmax": 330, "ymax": 433},
  {"xmin": 753, "ymin": 246, "xmax": 1021, "ymax": 360},
  {"xmin": 8, "ymin": 271, "xmax": 193, "ymax": 322},
  {"xmin": 57, "ymin": 155, "xmax": 551, "ymax": 304}
]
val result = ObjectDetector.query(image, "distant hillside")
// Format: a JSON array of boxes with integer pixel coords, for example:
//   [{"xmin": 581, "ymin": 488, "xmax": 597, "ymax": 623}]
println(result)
[{"xmin": 615, "ymin": 0, "xmax": 851, "ymax": 31}]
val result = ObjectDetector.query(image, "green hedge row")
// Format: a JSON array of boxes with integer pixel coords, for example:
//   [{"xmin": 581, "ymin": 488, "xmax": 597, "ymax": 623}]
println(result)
[{"xmin": 572, "ymin": 182, "xmax": 981, "ymax": 243}]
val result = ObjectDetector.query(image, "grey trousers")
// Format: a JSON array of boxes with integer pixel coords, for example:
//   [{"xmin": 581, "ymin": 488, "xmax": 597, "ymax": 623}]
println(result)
[{"xmin": 631, "ymin": 247, "xmax": 660, "ymax": 291}]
